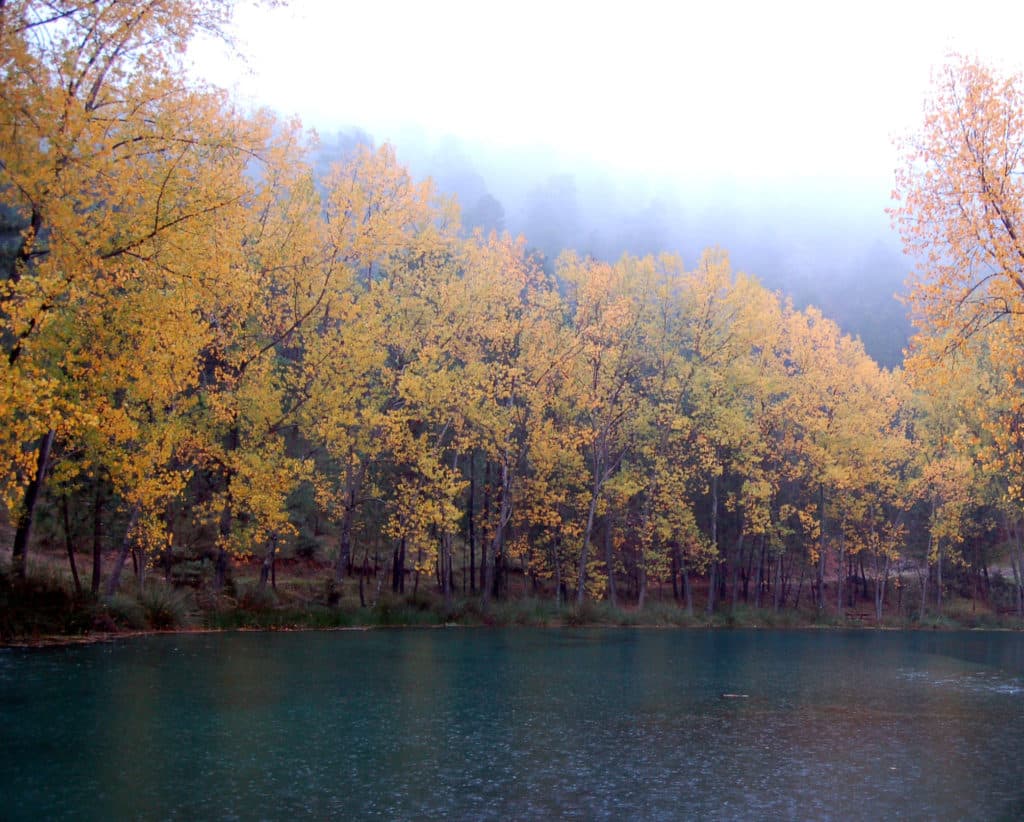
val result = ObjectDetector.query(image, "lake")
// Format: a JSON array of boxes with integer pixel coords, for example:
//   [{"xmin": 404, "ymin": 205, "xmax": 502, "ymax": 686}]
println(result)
[{"xmin": 2, "ymin": 628, "xmax": 1024, "ymax": 820}]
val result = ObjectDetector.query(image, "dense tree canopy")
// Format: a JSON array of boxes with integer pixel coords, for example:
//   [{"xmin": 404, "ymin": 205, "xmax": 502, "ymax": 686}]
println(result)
[{"xmin": 2, "ymin": 9, "xmax": 1021, "ymax": 622}]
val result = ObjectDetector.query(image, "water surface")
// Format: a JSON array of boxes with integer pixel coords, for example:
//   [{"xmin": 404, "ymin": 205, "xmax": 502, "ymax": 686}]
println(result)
[{"xmin": 3, "ymin": 629, "xmax": 1023, "ymax": 820}]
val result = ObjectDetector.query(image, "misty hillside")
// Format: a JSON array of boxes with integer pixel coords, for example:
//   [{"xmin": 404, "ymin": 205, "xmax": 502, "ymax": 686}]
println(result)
[{"xmin": 313, "ymin": 128, "xmax": 913, "ymax": 368}]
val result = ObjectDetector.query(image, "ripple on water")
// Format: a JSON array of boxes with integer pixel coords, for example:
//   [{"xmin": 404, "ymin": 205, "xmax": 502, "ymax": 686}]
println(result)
[{"xmin": 3, "ymin": 630, "xmax": 1024, "ymax": 820}]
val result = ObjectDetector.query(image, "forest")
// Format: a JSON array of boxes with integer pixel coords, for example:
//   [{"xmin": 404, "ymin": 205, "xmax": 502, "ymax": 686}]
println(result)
[{"xmin": 3, "ymin": 0, "xmax": 1024, "ymax": 637}]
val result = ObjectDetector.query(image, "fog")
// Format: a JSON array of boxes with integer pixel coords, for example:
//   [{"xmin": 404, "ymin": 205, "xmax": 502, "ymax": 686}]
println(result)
[
  {"xmin": 314, "ymin": 128, "xmax": 911, "ymax": 366},
  {"xmin": 191, "ymin": 0, "xmax": 1024, "ymax": 368}
]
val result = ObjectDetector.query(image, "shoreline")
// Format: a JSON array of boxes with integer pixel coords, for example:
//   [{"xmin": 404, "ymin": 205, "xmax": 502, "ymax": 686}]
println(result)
[{"xmin": 4, "ymin": 614, "xmax": 1021, "ymax": 650}]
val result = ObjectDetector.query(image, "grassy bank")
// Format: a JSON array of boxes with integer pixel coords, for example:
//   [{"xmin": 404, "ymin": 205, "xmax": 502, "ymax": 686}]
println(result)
[{"xmin": 3, "ymin": 561, "xmax": 1022, "ymax": 645}]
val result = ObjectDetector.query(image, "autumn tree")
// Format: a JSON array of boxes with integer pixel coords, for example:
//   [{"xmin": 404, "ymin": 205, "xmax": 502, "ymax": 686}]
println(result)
[
  {"xmin": 894, "ymin": 55, "xmax": 1024, "ymax": 363},
  {"xmin": 894, "ymin": 55, "xmax": 1024, "ymax": 615},
  {"xmin": 894, "ymin": 56, "xmax": 1024, "ymax": 499},
  {"xmin": 0, "ymin": 0, "xmax": 276, "ymax": 578}
]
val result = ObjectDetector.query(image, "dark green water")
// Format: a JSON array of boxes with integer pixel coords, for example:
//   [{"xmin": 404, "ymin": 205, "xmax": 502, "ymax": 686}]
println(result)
[{"xmin": 2, "ymin": 629, "xmax": 1024, "ymax": 820}]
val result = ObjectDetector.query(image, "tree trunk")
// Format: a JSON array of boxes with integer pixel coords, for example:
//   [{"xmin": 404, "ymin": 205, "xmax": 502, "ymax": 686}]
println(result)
[
  {"xmin": 773, "ymin": 551, "xmax": 784, "ymax": 611},
  {"xmin": 604, "ymin": 518, "xmax": 617, "ymax": 607},
  {"xmin": 918, "ymin": 560, "xmax": 928, "ymax": 621},
  {"xmin": 554, "ymin": 536, "xmax": 563, "ymax": 609},
  {"xmin": 359, "ymin": 549, "xmax": 369, "ymax": 608},
  {"xmin": 730, "ymin": 531, "xmax": 745, "ymax": 613},
  {"xmin": 754, "ymin": 536, "xmax": 766, "ymax": 609},
  {"xmin": 439, "ymin": 529, "xmax": 453, "ymax": 605},
  {"xmin": 816, "ymin": 484, "xmax": 827, "ymax": 610},
  {"xmin": 91, "ymin": 481, "xmax": 104, "ymax": 594},
  {"xmin": 467, "ymin": 456, "xmax": 476, "ymax": 594},
  {"xmin": 480, "ymin": 461, "xmax": 491, "ymax": 592},
  {"xmin": 671, "ymin": 545, "xmax": 681, "ymax": 603},
  {"xmin": 104, "ymin": 506, "xmax": 141, "ymax": 596},
  {"xmin": 484, "ymin": 457, "xmax": 512, "ymax": 608},
  {"xmin": 213, "ymin": 491, "xmax": 234, "ymax": 593},
  {"xmin": 334, "ymin": 521, "xmax": 353, "ymax": 585},
  {"xmin": 681, "ymin": 555, "xmax": 693, "ymax": 616},
  {"xmin": 61, "ymin": 494, "xmax": 83, "ymax": 596},
  {"xmin": 706, "ymin": 474, "xmax": 720, "ymax": 615},
  {"xmin": 11, "ymin": 429, "xmax": 56, "ymax": 579},
  {"xmin": 794, "ymin": 559, "xmax": 806, "ymax": 610},
  {"xmin": 333, "ymin": 461, "xmax": 366, "ymax": 584},
  {"xmin": 162, "ymin": 507, "xmax": 174, "ymax": 583},
  {"xmin": 576, "ymin": 477, "xmax": 601, "ymax": 606},
  {"xmin": 259, "ymin": 535, "xmax": 278, "ymax": 591},
  {"xmin": 874, "ymin": 553, "xmax": 890, "ymax": 622},
  {"xmin": 134, "ymin": 542, "xmax": 146, "ymax": 592},
  {"xmin": 392, "ymin": 537, "xmax": 406, "ymax": 594},
  {"xmin": 836, "ymin": 528, "xmax": 845, "ymax": 617},
  {"xmin": 1011, "ymin": 514, "xmax": 1024, "ymax": 617},
  {"xmin": 373, "ymin": 549, "xmax": 385, "ymax": 605}
]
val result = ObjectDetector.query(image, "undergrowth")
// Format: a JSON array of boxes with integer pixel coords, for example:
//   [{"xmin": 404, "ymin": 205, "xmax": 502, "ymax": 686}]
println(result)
[{"xmin": 4, "ymin": 562, "xmax": 1024, "ymax": 643}]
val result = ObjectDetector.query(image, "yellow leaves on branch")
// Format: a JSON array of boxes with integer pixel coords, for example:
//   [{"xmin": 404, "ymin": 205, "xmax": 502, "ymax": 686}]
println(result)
[{"xmin": 1, "ymin": 7, "xmax": 1009, "ymax": 593}]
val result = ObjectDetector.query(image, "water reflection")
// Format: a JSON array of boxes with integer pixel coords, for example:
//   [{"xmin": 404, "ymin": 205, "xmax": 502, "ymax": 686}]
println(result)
[{"xmin": 2, "ymin": 629, "xmax": 1024, "ymax": 819}]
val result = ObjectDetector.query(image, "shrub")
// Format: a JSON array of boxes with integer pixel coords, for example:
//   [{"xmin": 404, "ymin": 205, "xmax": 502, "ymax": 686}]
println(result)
[
  {"xmin": 103, "ymin": 593, "xmax": 147, "ymax": 630},
  {"xmin": 238, "ymin": 583, "xmax": 278, "ymax": 612},
  {"xmin": 139, "ymin": 586, "xmax": 192, "ymax": 629}
]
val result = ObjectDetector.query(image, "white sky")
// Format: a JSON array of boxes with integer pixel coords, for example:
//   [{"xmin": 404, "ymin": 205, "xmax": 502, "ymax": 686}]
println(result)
[{"xmin": 191, "ymin": 0, "xmax": 1024, "ymax": 185}]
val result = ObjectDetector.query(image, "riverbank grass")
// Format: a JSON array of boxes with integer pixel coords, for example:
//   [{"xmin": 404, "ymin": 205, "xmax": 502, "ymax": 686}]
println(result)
[{"xmin": 3, "ymin": 560, "xmax": 1024, "ymax": 644}]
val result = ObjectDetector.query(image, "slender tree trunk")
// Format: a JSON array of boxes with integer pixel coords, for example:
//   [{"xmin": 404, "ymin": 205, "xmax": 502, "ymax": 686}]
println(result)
[
  {"xmin": 1012, "ymin": 515, "xmax": 1024, "ymax": 617},
  {"xmin": 706, "ymin": 474, "xmax": 720, "ymax": 615},
  {"xmin": 874, "ymin": 553, "xmax": 890, "ymax": 622},
  {"xmin": 730, "ymin": 531, "xmax": 745, "ymax": 613},
  {"xmin": 259, "ymin": 534, "xmax": 278, "ymax": 591},
  {"xmin": 576, "ymin": 476, "xmax": 601, "ymax": 606},
  {"xmin": 773, "ymin": 551, "xmax": 784, "ymax": 611},
  {"xmin": 392, "ymin": 537, "xmax": 406, "ymax": 594},
  {"xmin": 479, "ymin": 461, "xmax": 491, "ymax": 593},
  {"xmin": 742, "ymin": 535, "xmax": 755, "ymax": 603},
  {"xmin": 91, "ymin": 481, "xmax": 104, "ymax": 594},
  {"xmin": 334, "ymin": 462, "xmax": 366, "ymax": 585},
  {"xmin": 374, "ymin": 549, "xmax": 385, "ymax": 605},
  {"xmin": 794, "ymin": 559, "xmax": 806, "ymax": 610},
  {"xmin": 783, "ymin": 552, "xmax": 793, "ymax": 606},
  {"xmin": 836, "ymin": 528, "xmax": 845, "ymax": 617},
  {"xmin": 681, "ymin": 555, "xmax": 693, "ymax": 616},
  {"xmin": 359, "ymin": 549, "xmax": 369, "ymax": 608},
  {"xmin": 604, "ymin": 518, "xmax": 617, "ymax": 607},
  {"xmin": 61, "ymin": 495, "xmax": 83, "ymax": 596},
  {"xmin": 105, "ymin": 506, "xmax": 141, "ymax": 596},
  {"xmin": 554, "ymin": 536, "xmax": 563, "ymax": 609},
  {"xmin": 334, "ymin": 517, "xmax": 353, "ymax": 585},
  {"xmin": 134, "ymin": 542, "xmax": 146, "ymax": 592},
  {"xmin": 491, "ymin": 539, "xmax": 502, "ymax": 600},
  {"xmin": 671, "ymin": 545, "xmax": 681, "ymax": 602},
  {"xmin": 11, "ymin": 429, "xmax": 56, "ymax": 579},
  {"xmin": 936, "ymin": 542, "xmax": 944, "ymax": 615},
  {"xmin": 706, "ymin": 563, "xmax": 717, "ymax": 615},
  {"xmin": 440, "ymin": 530, "xmax": 453, "ymax": 606},
  {"xmin": 484, "ymin": 457, "xmax": 512, "ymax": 608},
  {"xmin": 637, "ymin": 562, "xmax": 647, "ymax": 610},
  {"xmin": 163, "ymin": 507, "xmax": 174, "ymax": 583},
  {"xmin": 754, "ymin": 536, "xmax": 766, "ymax": 609},
  {"xmin": 816, "ymin": 484, "xmax": 827, "ymax": 610},
  {"xmin": 637, "ymin": 516, "xmax": 649, "ymax": 610},
  {"xmin": 918, "ymin": 560, "xmax": 928, "ymax": 622},
  {"xmin": 213, "ymin": 498, "xmax": 232, "ymax": 592},
  {"xmin": 467, "ymin": 456, "xmax": 476, "ymax": 594}
]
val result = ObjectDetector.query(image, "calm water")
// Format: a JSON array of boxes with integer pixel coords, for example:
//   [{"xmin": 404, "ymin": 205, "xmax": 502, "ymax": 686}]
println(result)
[{"xmin": 2, "ymin": 629, "xmax": 1024, "ymax": 820}]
